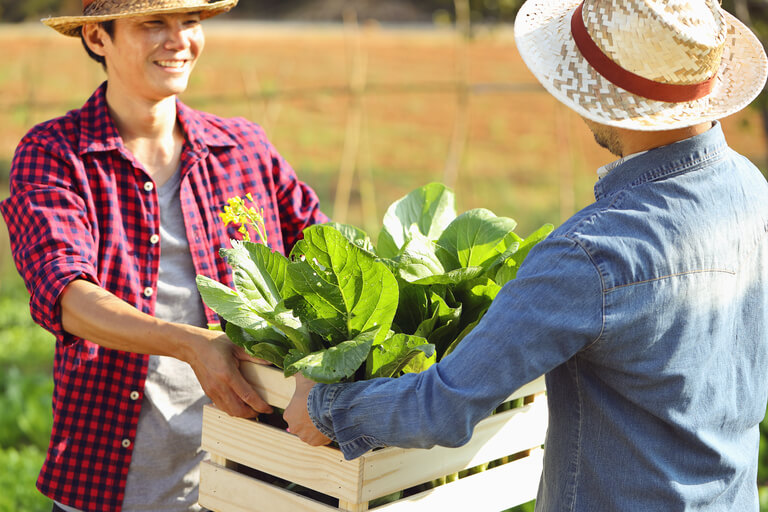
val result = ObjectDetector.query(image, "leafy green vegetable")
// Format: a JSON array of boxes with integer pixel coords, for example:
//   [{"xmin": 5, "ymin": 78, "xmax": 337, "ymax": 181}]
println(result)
[{"xmin": 198, "ymin": 182, "xmax": 553, "ymax": 383}]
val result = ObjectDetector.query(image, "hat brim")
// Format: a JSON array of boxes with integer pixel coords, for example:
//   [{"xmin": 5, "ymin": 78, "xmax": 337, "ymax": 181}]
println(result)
[
  {"xmin": 42, "ymin": 0, "xmax": 238, "ymax": 37},
  {"xmin": 514, "ymin": 0, "xmax": 768, "ymax": 131}
]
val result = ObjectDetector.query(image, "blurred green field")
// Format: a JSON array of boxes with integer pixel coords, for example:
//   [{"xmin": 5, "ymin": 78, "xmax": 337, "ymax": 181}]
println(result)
[{"xmin": 0, "ymin": 20, "xmax": 766, "ymax": 512}]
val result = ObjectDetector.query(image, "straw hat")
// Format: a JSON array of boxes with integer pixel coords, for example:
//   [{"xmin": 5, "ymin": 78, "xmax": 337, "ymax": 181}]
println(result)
[
  {"xmin": 42, "ymin": 0, "xmax": 239, "ymax": 37},
  {"xmin": 514, "ymin": 0, "xmax": 768, "ymax": 131}
]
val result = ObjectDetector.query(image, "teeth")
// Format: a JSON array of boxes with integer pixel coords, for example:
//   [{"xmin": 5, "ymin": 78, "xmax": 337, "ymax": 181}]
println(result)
[{"xmin": 157, "ymin": 60, "xmax": 185, "ymax": 68}]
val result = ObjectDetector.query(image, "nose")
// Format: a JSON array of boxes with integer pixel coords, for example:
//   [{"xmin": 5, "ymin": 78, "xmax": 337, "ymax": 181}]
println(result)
[{"xmin": 164, "ymin": 21, "xmax": 192, "ymax": 50}]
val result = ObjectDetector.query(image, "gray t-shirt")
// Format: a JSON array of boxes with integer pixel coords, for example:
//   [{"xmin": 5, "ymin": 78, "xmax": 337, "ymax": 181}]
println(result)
[{"xmin": 57, "ymin": 169, "xmax": 210, "ymax": 512}]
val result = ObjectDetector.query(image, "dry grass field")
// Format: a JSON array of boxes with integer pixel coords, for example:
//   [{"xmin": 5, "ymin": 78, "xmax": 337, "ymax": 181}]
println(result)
[
  {"xmin": 1, "ymin": 20, "xmax": 766, "ymax": 242},
  {"xmin": 0, "ymin": 20, "xmax": 767, "ymax": 512}
]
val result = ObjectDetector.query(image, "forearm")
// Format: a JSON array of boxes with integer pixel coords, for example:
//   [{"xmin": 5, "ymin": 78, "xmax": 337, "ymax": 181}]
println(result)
[
  {"xmin": 60, "ymin": 278, "xmax": 272, "ymax": 417},
  {"xmin": 59, "ymin": 278, "xmax": 208, "ymax": 363}
]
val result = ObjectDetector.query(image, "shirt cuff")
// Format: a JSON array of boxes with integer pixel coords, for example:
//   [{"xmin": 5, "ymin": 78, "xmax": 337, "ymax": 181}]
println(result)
[
  {"xmin": 308, "ymin": 382, "xmax": 388, "ymax": 460},
  {"xmin": 307, "ymin": 383, "xmax": 341, "ymax": 441}
]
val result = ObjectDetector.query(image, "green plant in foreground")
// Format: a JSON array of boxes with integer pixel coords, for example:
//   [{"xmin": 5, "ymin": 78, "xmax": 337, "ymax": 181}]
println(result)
[{"xmin": 197, "ymin": 182, "xmax": 554, "ymax": 383}]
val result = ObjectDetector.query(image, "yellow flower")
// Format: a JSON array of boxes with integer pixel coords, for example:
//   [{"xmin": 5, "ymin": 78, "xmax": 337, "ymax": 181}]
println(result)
[{"xmin": 218, "ymin": 194, "xmax": 268, "ymax": 244}]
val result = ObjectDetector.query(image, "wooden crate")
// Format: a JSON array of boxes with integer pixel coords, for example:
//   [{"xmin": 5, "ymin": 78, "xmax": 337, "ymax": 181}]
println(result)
[{"xmin": 200, "ymin": 363, "xmax": 547, "ymax": 512}]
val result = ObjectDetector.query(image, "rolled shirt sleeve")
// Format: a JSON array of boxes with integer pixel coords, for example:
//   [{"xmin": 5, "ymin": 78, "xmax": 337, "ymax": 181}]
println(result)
[
  {"xmin": 1, "ymin": 137, "xmax": 100, "ymax": 342},
  {"xmin": 309, "ymin": 234, "xmax": 605, "ymax": 460}
]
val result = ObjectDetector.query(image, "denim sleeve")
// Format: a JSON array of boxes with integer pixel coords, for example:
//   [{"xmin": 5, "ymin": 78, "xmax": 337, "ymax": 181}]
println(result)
[{"xmin": 309, "ymin": 234, "xmax": 604, "ymax": 460}]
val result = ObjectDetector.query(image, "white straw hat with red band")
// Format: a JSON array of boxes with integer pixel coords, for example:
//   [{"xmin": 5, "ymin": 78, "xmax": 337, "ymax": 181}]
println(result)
[
  {"xmin": 42, "ymin": 0, "xmax": 238, "ymax": 37},
  {"xmin": 514, "ymin": 0, "xmax": 768, "ymax": 131}
]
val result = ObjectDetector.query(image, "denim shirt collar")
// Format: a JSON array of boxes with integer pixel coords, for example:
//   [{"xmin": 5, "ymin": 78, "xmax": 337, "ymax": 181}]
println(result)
[{"xmin": 593, "ymin": 121, "xmax": 729, "ymax": 201}]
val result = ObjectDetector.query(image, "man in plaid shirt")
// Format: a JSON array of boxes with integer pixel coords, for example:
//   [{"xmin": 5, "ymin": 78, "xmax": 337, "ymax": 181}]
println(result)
[{"xmin": 0, "ymin": 1, "xmax": 328, "ymax": 511}]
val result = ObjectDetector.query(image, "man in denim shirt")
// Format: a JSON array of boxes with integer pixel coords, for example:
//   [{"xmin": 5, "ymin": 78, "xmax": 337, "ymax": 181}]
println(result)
[{"xmin": 285, "ymin": 0, "xmax": 768, "ymax": 509}]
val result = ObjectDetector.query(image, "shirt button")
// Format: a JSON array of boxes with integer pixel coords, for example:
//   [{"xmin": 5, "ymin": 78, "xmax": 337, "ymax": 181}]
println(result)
[
  {"xmin": 130, "ymin": 391, "xmax": 140, "ymax": 401},
  {"xmin": 150, "ymin": 234, "xmax": 160, "ymax": 245},
  {"xmin": 121, "ymin": 438, "xmax": 132, "ymax": 448},
  {"xmin": 143, "ymin": 287, "xmax": 154, "ymax": 297},
  {"xmin": 144, "ymin": 182, "xmax": 154, "ymax": 192}
]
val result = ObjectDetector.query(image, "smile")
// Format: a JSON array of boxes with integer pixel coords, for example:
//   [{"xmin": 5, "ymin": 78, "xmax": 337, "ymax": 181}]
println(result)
[{"xmin": 156, "ymin": 60, "xmax": 188, "ymax": 69}]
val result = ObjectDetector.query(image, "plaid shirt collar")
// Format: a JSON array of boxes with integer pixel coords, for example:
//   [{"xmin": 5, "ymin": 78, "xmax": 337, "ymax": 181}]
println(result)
[{"xmin": 77, "ymin": 82, "xmax": 237, "ymax": 157}]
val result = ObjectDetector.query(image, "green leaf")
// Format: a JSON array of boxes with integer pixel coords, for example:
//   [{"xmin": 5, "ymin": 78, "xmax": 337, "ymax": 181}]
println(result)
[
  {"xmin": 402, "ymin": 350, "xmax": 437, "ymax": 374},
  {"xmin": 223, "ymin": 321, "xmax": 291, "ymax": 367},
  {"xmin": 393, "ymin": 281, "xmax": 430, "ymax": 335},
  {"xmin": 407, "ymin": 289, "xmax": 462, "ymax": 358},
  {"xmin": 220, "ymin": 240, "xmax": 290, "ymax": 308},
  {"xmin": 435, "ymin": 209, "xmax": 518, "ymax": 271},
  {"xmin": 248, "ymin": 343, "xmax": 290, "ymax": 368},
  {"xmin": 411, "ymin": 266, "xmax": 486, "ymax": 286},
  {"xmin": 286, "ymin": 331, "xmax": 377, "ymax": 384},
  {"xmin": 325, "ymin": 222, "xmax": 377, "ymax": 256},
  {"xmin": 196, "ymin": 275, "xmax": 271, "ymax": 331},
  {"xmin": 378, "ymin": 183, "xmax": 457, "ymax": 258},
  {"xmin": 288, "ymin": 225, "xmax": 399, "ymax": 345},
  {"xmin": 366, "ymin": 333, "xmax": 435, "ymax": 379},
  {"xmin": 393, "ymin": 231, "xmax": 446, "ymax": 282},
  {"xmin": 453, "ymin": 277, "xmax": 501, "ymax": 330},
  {"xmin": 495, "ymin": 223, "xmax": 554, "ymax": 286},
  {"xmin": 196, "ymin": 275, "xmax": 313, "ymax": 354},
  {"xmin": 514, "ymin": 223, "xmax": 555, "ymax": 264},
  {"xmin": 443, "ymin": 317, "xmax": 482, "ymax": 357},
  {"xmin": 265, "ymin": 303, "xmax": 316, "ymax": 354}
]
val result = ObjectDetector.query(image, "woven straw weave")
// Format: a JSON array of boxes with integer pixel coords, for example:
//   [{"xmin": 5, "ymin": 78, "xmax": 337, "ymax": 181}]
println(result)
[
  {"xmin": 43, "ymin": 0, "xmax": 238, "ymax": 37},
  {"xmin": 514, "ymin": 0, "xmax": 768, "ymax": 130}
]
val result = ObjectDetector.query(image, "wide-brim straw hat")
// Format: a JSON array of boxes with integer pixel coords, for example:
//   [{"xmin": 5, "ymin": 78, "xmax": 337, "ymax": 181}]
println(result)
[
  {"xmin": 42, "ymin": 0, "xmax": 239, "ymax": 38},
  {"xmin": 514, "ymin": 0, "xmax": 768, "ymax": 131}
]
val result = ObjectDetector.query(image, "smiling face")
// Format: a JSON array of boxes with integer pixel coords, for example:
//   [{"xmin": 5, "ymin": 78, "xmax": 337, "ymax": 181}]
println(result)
[{"xmin": 83, "ymin": 12, "xmax": 205, "ymax": 103}]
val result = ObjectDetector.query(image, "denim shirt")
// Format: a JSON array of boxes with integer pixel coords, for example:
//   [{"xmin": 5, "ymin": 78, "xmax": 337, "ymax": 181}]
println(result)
[{"xmin": 308, "ymin": 122, "xmax": 768, "ymax": 511}]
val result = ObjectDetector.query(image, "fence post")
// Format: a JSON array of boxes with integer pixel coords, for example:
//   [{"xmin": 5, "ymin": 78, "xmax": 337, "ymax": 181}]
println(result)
[
  {"xmin": 443, "ymin": 0, "xmax": 471, "ymax": 189},
  {"xmin": 333, "ymin": 8, "xmax": 368, "ymax": 224}
]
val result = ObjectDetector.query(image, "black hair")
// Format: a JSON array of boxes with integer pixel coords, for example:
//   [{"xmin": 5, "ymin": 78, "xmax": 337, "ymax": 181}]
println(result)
[{"xmin": 80, "ymin": 20, "xmax": 115, "ymax": 69}]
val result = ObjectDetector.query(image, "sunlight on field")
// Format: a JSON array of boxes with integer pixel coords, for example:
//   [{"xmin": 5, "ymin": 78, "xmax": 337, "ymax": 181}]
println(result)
[
  {"xmin": 0, "ymin": 20, "xmax": 766, "ymax": 512},
  {"xmin": 1, "ymin": 21, "xmax": 765, "ymax": 237}
]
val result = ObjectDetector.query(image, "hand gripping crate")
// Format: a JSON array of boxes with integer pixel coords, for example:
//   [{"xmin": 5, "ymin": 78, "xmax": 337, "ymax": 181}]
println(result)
[{"xmin": 199, "ymin": 363, "xmax": 547, "ymax": 512}]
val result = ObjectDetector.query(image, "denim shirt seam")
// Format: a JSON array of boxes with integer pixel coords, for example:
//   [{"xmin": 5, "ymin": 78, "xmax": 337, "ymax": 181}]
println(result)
[
  {"xmin": 338, "ymin": 435, "xmax": 386, "ymax": 456},
  {"xmin": 564, "ymin": 235, "xmax": 607, "ymax": 354},
  {"xmin": 596, "ymin": 139, "xmax": 728, "ymax": 201},
  {"xmin": 625, "ymin": 143, "xmax": 727, "ymax": 190},
  {"xmin": 567, "ymin": 357, "xmax": 584, "ymax": 511},
  {"xmin": 604, "ymin": 268, "xmax": 737, "ymax": 293}
]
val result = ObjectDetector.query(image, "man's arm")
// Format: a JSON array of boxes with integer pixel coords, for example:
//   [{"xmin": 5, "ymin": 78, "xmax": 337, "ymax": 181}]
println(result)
[
  {"xmin": 60, "ymin": 279, "xmax": 272, "ymax": 418},
  {"xmin": 284, "ymin": 235, "xmax": 605, "ymax": 458}
]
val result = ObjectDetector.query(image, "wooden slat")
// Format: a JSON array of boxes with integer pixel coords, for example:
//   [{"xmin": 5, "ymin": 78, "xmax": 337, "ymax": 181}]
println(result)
[
  {"xmin": 358, "ymin": 398, "xmax": 548, "ymax": 500},
  {"xmin": 372, "ymin": 448, "xmax": 544, "ymax": 512},
  {"xmin": 240, "ymin": 363, "xmax": 295, "ymax": 409},
  {"xmin": 202, "ymin": 406, "xmax": 364, "ymax": 503},
  {"xmin": 199, "ymin": 461, "xmax": 340, "ymax": 512},
  {"xmin": 337, "ymin": 500, "xmax": 369, "ymax": 512},
  {"xmin": 507, "ymin": 375, "xmax": 546, "ymax": 401},
  {"xmin": 239, "ymin": 363, "xmax": 545, "ymax": 410}
]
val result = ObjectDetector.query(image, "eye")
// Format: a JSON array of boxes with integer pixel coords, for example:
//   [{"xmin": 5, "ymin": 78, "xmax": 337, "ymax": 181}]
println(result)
[{"xmin": 183, "ymin": 13, "xmax": 202, "ymax": 26}]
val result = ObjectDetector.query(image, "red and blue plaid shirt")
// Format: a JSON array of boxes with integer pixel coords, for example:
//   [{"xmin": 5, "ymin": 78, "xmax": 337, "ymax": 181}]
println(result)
[{"xmin": 0, "ymin": 82, "xmax": 328, "ymax": 511}]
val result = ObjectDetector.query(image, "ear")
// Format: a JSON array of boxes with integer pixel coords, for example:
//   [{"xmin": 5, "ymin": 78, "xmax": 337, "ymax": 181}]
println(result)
[{"xmin": 82, "ymin": 23, "xmax": 109, "ymax": 58}]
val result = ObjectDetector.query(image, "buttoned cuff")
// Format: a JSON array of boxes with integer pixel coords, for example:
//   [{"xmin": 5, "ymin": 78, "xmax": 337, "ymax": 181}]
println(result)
[
  {"xmin": 308, "ymin": 381, "xmax": 388, "ymax": 460},
  {"xmin": 307, "ymin": 383, "xmax": 341, "ymax": 441}
]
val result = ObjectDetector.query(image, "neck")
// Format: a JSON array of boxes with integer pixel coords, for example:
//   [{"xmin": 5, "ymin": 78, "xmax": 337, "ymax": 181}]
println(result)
[
  {"xmin": 104, "ymin": 84, "xmax": 184, "ymax": 185},
  {"xmin": 105, "ymin": 85, "xmax": 178, "ymax": 141},
  {"xmin": 619, "ymin": 122, "xmax": 713, "ymax": 157}
]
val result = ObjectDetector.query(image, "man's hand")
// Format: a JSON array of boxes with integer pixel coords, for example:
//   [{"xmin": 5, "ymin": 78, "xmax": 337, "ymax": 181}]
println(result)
[
  {"xmin": 187, "ymin": 333, "xmax": 274, "ymax": 419},
  {"xmin": 59, "ymin": 279, "xmax": 272, "ymax": 418},
  {"xmin": 284, "ymin": 373, "xmax": 332, "ymax": 446}
]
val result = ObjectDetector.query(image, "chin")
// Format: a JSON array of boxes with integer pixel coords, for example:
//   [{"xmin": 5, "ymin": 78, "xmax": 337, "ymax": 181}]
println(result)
[{"xmin": 157, "ymin": 79, "xmax": 191, "ymax": 98}]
